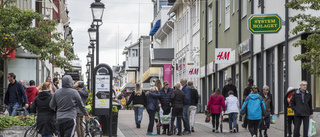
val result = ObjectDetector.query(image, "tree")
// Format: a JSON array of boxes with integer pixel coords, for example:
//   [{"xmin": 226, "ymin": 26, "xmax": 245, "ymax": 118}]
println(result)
[
  {"xmin": 0, "ymin": 0, "xmax": 75, "ymax": 76},
  {"xmin": 286, "ymin": 0, "xmax": 320, "ymax": 76}
]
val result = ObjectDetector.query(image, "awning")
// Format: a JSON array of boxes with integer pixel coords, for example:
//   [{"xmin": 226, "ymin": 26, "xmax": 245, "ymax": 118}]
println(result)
[
  {"xmin": 149, "ymin": 20, "xmax": 161, "ymax": 36},
  {"xmin": 142, "ymin": 67, "xmax": 161, "ymax": 83}
]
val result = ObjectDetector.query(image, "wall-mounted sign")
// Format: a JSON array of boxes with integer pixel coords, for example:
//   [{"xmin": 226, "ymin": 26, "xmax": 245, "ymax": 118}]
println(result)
[
  {"xmin": 215, "ymin": 48, "xmax": 232, "ymax": 64},
  {"xmin": 239, "ymin": 39, "xmax": 251, "ymax": 55},
  {"xmin": 186, "ymin": 65, "xmax": 199, "ymax": 78},
  {"xmin": 248, "ymin": 14, "xmax": 282, "ymax": 34}
]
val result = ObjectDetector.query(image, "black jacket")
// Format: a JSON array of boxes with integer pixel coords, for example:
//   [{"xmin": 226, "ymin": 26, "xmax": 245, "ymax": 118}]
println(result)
[
  {"xmin": 290, "ymin": 89, "xmax": 313, "ymax": 116},
  {"xmin": 190, "ymin": 86, "xmax": 199, "ymax": 106},
  {"xmin": 171, "ymin": 89, "xmax": 185, "ymax": 109},
  {"xmin": 259, "ymin": 92, "xmax": 274, "ymax": 116},
  {"xmin": 126, "ymin": 91, "xmax": 147, "ymax": 106},
  {"xmin": 158, "ymin": 87, "xmax": 173, "ymax": 111},
  {"xmin": 77, "ymin": 89, "xmax": 89, "ymax": 114},
  {"xmin": 222, "ymin": 84, "xmax": 238, "ymax": 98},
  {"xmin": 4, "ymin": 81, "xmax": 28, "ymax": 105},
  {"xmin": 243, "ymin": 84, "xmax": 253, "ymax": 102},
  {"xmin": 30, "ymin": 91, "xmax": 56, "ymax": 135}
]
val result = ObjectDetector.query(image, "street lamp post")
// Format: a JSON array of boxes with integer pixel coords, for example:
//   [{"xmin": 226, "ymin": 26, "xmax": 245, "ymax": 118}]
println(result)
[
  {"xmin": 86, "ymin": 62, "xmax": 90, "ymax": 90},
  {"xmin": 90, "ymin": 0, "xmax": 105, "ymax": 65},
  {"xmin": 88, "ymin": 43, "xmax": 95, "ymax": 94}
]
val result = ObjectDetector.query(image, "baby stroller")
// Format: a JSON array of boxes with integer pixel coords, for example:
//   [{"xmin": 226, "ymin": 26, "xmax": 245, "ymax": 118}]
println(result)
[
  {"xmin": 156, "ymin": 108, "xmax": 175, "ymax": 135},
  {"xmin": 220, "ymin": 112, "xmax": 239, "ymax": 133}
]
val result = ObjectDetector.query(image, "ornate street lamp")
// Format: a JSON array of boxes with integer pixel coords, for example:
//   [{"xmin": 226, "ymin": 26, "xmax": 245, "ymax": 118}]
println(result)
[
  {"xmin": 86, "ymin": 62, "xmax": 90, "ymax": 71},
  {"xmin": 88, "ymin": 24, "xmax": 97, "ymax": 41},
  {"xmin": 88, "ymin": 45, "xmax": 94, "ymax": 55},
  {"xmin": 86, "ymin": 54, "xmax": 91, "ymax": 63},
  {"xmin": 90, "ymin": 0, "xmax": 105, "ymax": 22}
]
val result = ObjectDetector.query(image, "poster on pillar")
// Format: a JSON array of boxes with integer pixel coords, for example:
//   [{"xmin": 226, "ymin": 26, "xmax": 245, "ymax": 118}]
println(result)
[
  {"xmin": 215, "ymin": 48, "xmax": 233, "ymax": 64},
  {"xmin": 186, "ymin": 64, "xmax": 199, "ymax": 78},
  {"xmin": 163, "ymin": 64, "xmax": 172, "ymax": 87}
]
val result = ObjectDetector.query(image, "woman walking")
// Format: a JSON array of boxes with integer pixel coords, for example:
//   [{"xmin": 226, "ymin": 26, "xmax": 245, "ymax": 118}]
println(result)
[
  {"xmin": 126, "ymin": 83, "xmax": 147, "ymax": 128},
  {"xmin": 168, "ymin": 83, "xmax": 185, "ymax": 136},
  {"xmin": 146, "ymin": 87, "xmax": 161, "ymax": 135},
  {"xmin": 30, "ymin": 82, "xmax": 56, "ymax": 137},
  {"xmin": 207, "ymin": 88, "xmax": 226, "ymax": 133}
]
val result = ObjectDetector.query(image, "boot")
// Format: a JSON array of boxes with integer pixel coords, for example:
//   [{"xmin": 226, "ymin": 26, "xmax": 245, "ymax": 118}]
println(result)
[
  {"xmin": 264, "ymin": 129, "xmax": 268, "ymax": 137},
  {"xmin": 259, "ymin": 130, "xmax": 263, "ymax": 137}
]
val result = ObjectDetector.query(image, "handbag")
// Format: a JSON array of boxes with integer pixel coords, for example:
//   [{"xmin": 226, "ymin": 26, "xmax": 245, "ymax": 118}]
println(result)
[
  {"xmin": 205, "ymin": 110, "xmax": 211, "ymax": 123},
  {"xmin": 259, "ymin": 119, "xmax": 267, "ymax": 130}
]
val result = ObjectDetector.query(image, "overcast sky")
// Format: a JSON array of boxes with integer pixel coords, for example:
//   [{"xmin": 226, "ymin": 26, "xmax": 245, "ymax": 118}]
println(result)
[{"xmin": 67, "ymin": 0, "xmax": 153, "ymax": 80}]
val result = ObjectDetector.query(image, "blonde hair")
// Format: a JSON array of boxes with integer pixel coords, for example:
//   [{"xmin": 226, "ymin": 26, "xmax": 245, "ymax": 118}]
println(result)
[
  {"xmin": 42, "ymin": 82, "xmax": 51, "ymax": 91},
  {"xmin": 155, "ymin": 80, "xmax": 162, "ymax": 90},
  {"xmin": 134, "ymin": 83, "xmax": 142, "ymax": 96}
]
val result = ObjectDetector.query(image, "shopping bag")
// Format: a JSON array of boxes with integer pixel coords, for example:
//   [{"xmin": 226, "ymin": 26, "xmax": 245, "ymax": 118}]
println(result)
[
  {"xmin": 4, "ymin": 109, "xmax": 9, "ymax": 116},
  {"xmin": 205, "ymin": 110, "xmax": 211, "ymax": 123},
  {"xmin": 270, "ymin": 115, "xmax": 276, "ymax": 124},
  {"xmin": 308, "ymin": 119, "xmax": 316, "ymax": 137}
]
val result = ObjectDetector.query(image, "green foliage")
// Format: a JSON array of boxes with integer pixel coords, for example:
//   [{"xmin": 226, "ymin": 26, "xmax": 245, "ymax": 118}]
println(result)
[
  {"xmin": 0, "ymin": 0, "xmax": 75, "ymax": 71},
  {"xmin": 286, "ymin": 0, "xmax": 320, "ymax": 76},
  {"xmin": 0, "ymin": 115, "xmax": 35, "ymax": 130}
]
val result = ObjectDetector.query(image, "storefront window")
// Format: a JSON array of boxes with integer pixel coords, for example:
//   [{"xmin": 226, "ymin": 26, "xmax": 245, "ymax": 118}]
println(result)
[{"xmin": 8, "ymin": 58, "xmax": 37, "ymax": 85}]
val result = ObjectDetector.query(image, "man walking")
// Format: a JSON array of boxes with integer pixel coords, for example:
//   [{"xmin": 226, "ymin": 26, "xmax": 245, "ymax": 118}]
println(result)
[
  {"xmin": 188, "ymin": 81, "xmax": 199, "ymax": 132},
  {"xmin": 222, "ymin": 78, "xmax": 238, "ymax": 98},
  {"xmin": 258, "ymin": 85, "xmax": 274, "ymax": 137},
  {"xmin": 53, "ymin": 77, "xmax": 59, "ymax": 90},
  {"xmin": 4, "ymin": 73, "xmax": 29, "ymax": 116},
  {"xmin": 158, "ymin": 81, "xmax": 173, "ymax": 134},
  {"xmin": 180, "ymin": 78, "xmax": 191, "ymax": 135},
  {"xmin": 50, "ymin": 75, "xmax": 90, "ymax": 137},
  {"xmin": 290, "ymin": 80, "xmax": 313, "ymax": 137}
]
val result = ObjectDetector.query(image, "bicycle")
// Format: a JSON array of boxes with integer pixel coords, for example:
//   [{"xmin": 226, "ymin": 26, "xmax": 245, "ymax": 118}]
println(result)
[
  {"xmin": 82, "ymin": 116, "xmax": 102, "ymax": 137},
  {"xmin": 24, "ymin": 114, "xmax": 59, "ymax": 137}
]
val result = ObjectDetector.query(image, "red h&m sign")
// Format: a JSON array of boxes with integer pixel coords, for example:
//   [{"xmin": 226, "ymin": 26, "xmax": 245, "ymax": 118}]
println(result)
[
  {"xmin": 1, "ymin": 47, "xmax": 15, "ymax": 59},
  {"xmin": 187, "ymin": 65, "xmax": 199, "ymax": 78},
  {"xmin": 215, "ymin": 48, "xmax": 231, "ymax": 64}
]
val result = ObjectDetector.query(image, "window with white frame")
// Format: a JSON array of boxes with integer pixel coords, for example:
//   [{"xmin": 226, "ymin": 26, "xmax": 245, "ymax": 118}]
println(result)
[
  {"xmin": 242, "ymin": 0, "xmax": 247, "ymax": 18},
  {"xmin": 233, "ymin": 0, "xmax": 235, "ymax": 14},
  {"xmin": 208, "ymin": 4, "xmax": 213, "ymax": 42},
  {"xmin": 132, "ymin": 49, "xmax": 138, "ymax": 57},
  {"xmin": 225, "ymin": 0, "xmax": 230, "ymax": 30},
  {"xmin": 192, "ymin": 4, "xmax": 197, "ymax": 25}
]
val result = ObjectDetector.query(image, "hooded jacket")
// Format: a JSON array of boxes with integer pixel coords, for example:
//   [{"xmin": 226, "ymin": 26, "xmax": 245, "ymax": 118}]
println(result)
[
  {"xmin": 25, "ymin": 86, "xmax": 39, "ymax": 106},
  {"xmin": 241, "ymin": 93, "xmax": 266, "ymax": 120},
  {"xmin": 225, "ymin": 95, "xmax": 239, "ymax": 114},
  {"xmin": 30, "ymin": 90, "xmax": 56, "ymax": 135},
  {"xmin": 49, "ymin": 75, "xmax": 88, "ymax": 122}
]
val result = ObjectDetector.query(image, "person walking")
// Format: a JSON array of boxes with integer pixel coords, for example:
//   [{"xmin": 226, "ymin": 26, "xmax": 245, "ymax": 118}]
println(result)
[
  {"xmin": 158, "ymin": 81, "xmax": 173, "ymax": 134},
  {"xmin": 207, "ymin": 88, "xmax": 226, "ymax": 133},
  {"xmin": 146, "ymin": 87, "xmax": 161, "ymax": 135},
  {"xmin": 19, "ymin": 80, "xmax": 27, "ymax": 90},
  {"xmin": 258, "ymin": 85, "xmax": 274, "ymax": 137},
  {"xmin": 49, "ymin": 75, "xmax": 90, "ymax": 137},
  {"xmin": 290, "ymin": 81, "xmax": 313, "ymax": 137},
  {"xmin": 75, "ymin": 81, "xmax": 88, "ymax": 137},
  {"xmin": 168, "ymin": 83, "xmax": 185, "ymax": 136},
  {"xmin": 30, "ymin": 82, "xmax": 56, "ymax": 137},
  {"xmin": 53, "ymin": 77, "xmax": 59, "ymax": 90},
  {"xmin": 188, "ymin": 81, "xmax": 199, "ymax": 132},
  {"xmin": 25, "ymin": 80, "xmax": 39, "ymax": 112},
  {"xmin": 241, "ymin": 86, "xmax": 266, "ymax": 137},
  {"xmin": 43, "ymin": 76, "xmax": 57, "ymax": 94},
  {"xmin": 180, "ymin": 78, "xmax": 191, "ymax": 135},
  {"xmin": 126, "ymin": 83, "xmax": 147, "ymax": 128},
  {"xmin": 222, "ymin": 78, "xmax": 238, "ymax": 98},
  {"xmin": 242, "ymin": 77, "xmax": 254, "ymax": 128},
  {"xmin": 225, "ymin": 90, "xmax": 239, "ymax": 133},
  {"xmin": 4, "ymin": 73, "xmax": 29, "ymax": 116}
]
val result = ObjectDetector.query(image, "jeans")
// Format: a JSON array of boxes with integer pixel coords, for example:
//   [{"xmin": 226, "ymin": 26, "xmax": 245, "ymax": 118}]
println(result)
[
  {"xmin": 188, "ymin": 106, "xmax": 197, "ymax": 129},
  {"xmin": 133, "ymin": 106, "xmax": 144, "ymax": 124},
  {"xmin": 248, "ymin": 120, "xmax": 260, "ymax": 136},
  {"xmin": 182, "ymin": 105, "xmax": 190, "ymax": 132},
  {"xmin": 147, "ymin": 110, "xmax": 155, "ymax": 132},
  {"xmin": 228, "ymin": 113, "xmax": 238, "ymax": 130},
  {"xmin": 8, "ymin": 102, "xmax": 20, "ymax": 116},
  {"xmin": 294, "ymin": 116, "xmax": 309, "ymax": 137},
  {"xmin": 42, "ymin": 135, "xmax": 52, "ymax": 137}
]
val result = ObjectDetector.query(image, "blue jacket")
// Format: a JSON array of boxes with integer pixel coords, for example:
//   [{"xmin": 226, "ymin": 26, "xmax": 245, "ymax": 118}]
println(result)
[
  {"xmin": 158, "ymin": 87, "xmax": 173, "ymax": 111},
  {"xmin": 146, "ymin": 92, "xmax": 161, "ymax": 111},
  {"xmin": 182, "ymin": 85, "xmax": 191, "ymax": 106},
  {"xmin": 4, "ymin": 80, "xmax": 28, "ymax": 105},
  {"xmin": 241, "ymin": 93, "xmax": 266, "ymax": 120}
]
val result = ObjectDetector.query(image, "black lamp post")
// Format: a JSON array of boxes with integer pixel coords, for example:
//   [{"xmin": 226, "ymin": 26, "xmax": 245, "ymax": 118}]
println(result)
[
  {"xmin": 90, "ymin": 0, "xmax": 104, "ymax": 65},
  {"xmin": 88, "ymin": 42, "xmax": 95, "ymax": 94},
  {"xmin": 86, "ymin": 71, "xmax": 89, "ymax": 90}
]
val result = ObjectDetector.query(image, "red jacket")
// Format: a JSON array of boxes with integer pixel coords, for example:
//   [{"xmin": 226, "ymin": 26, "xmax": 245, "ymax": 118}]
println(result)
[
  {"xmin": 25, "ymin": 86, "xmax": 39, "ymax": 106},
  {"xmin": 207, "ymin": 94, "xmax": 226, "ymax": 114}
]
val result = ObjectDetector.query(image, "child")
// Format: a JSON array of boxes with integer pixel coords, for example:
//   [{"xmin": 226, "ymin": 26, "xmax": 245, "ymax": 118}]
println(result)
[{"xmin": 225, "ymin": 90, "xmax": 239, "ymax": 133}]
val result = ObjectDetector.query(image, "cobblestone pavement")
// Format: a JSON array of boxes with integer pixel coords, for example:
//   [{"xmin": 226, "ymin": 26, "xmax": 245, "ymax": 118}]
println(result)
[{"xmin": 105, "ymin": 110, "xmax": 285, "ymax": 137}]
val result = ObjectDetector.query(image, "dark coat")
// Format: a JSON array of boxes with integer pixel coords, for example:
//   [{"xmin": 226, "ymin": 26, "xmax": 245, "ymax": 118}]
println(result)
[
  {"xmin": 190, "ymin": 86, "xmax": 199, "ymax": 106},
  {"xmin": 77, "ymin": 89, "xmax": 89, "ymax": 114},
  {"xmin": 182, "ymin": 85, "xmax": 191, "ymax": 106},
  {"xmin": 290, "ymin": 89, "xmax": 313, "ymax": 116},
  {"xmin": 222, "ymin": 84, "xmax": 238, "ymax": 98},
  {"xmin": 146, "ymin": 92, "xmax": 161, "ymax": 111},
  {"xmin": 4, "ymin": 81, "xmax": 28, "ymax": 105},
  {"xmin": 30, "ymin": 91, "xmax": 56, "ymax": 135},
  {"xmin": 243, "ymin": 85, "xmax": 252, "ymax": 101},
  {"xmin": 126, "ymin": 91, "xmax": 147, "ymax": 106},
  {"xmin": 158, "ymin": 87, "xmax": 173, "ymax": 111},
  {"xmin": 171, "ymin": 89, "xmax": 185, "ymax": 109},
  {"xmin": 259, "ymin": 92, "xmax": 274, "ymax": 116}
]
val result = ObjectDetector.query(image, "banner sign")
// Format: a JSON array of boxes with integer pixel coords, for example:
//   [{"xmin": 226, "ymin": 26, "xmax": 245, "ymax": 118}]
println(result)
[
  {"xmin": 163, "ymin": 64, "xmax": 172, "ymax": 87},
  {"xmin": 215, "ymin": 48, "xmax": 232, "ymax": 64}
]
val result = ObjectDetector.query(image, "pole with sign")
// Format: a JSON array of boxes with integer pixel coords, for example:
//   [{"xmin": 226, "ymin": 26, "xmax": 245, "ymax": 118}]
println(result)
[
  {"xmin": 93, "ymin": 63, "xmax": 113, "ymax": 136},
  {"xmin": 284, "ymin": 88, "xmax": 297, "ymax": 137}
]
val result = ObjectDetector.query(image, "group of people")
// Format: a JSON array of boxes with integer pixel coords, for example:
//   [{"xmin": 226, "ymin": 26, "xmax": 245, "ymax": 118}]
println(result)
[
  {"xmin": 126, "ymin": 78, "xmax": 199, "ymax": 136},
  {"xmin": 4, "ymin": 73, "xmax": 90, "ymax": 137}
]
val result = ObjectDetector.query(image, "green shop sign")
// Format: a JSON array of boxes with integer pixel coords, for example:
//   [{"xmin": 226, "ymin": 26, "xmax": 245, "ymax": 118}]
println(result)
[{"xmin": 248, "ymin": 14, "xmax": 282, "ymax": 34}]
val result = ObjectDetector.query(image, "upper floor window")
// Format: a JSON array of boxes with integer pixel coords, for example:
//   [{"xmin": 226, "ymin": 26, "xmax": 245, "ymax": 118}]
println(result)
[
  {"xmin": 132, "ymin": 49, "xmax": 138, "ymax": 57},
  {"xmin": 242, "ymin": 0, "xmax": 247, "ymax": 18}
]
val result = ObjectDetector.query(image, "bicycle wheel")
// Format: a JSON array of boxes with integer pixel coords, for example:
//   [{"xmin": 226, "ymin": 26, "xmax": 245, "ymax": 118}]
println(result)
[
  {"xmin": 24, "ymin": 124, "xmax": 39, "ymax": 137},
  {"xmin": 90, "ymin": 119, "xmax": 102, "ymax": 137}
]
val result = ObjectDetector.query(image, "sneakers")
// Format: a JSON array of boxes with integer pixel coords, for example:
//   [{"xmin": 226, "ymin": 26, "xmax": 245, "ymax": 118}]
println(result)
[
  {"xmin": 191, "ymin": 127, "xmax": 195, "ymax": 132},
  {"xmin": 137, "ymin": 123, "xmax": 140, "ymax": 128},
  {"xmin": 212, "ymin": 129, "xmax": 215, "ymax": 132},
  {"xmin": 229, "ymin": 130, "xmax": 233, "ymax": 133},
  {"xmin": 146, "ymin": 132, "xmax": 157, "ymax": 135},
  {"xmin": 233, "ymin": 128, "xmax": 237, "ymax": 133},
  {"xmin": 253, "ymin": 135, "xmax": 257, "ymax": 137}
]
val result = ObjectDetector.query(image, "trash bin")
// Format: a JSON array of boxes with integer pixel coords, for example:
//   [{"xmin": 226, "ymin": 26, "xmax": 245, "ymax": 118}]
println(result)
[{"xmin": 103, "ymin": 112, "xmax": 118, "ymax": 136}]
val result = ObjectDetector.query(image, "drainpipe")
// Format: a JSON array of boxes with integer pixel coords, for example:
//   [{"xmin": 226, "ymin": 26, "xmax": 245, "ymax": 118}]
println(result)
[
  {"xmin": 260, "ymin": 0, "xmax": 264, "ymax": 89},
  {"xmin": 161, "ymin": 28, "xmax": 169, "ymax": 47},
  {"xmin": 214, "ymin": 0, "xmax": 218, "ymax": 90},
  {"xmin": 238, "ymin": 0, "xmax": 242, "ymax": 109},
  {"xmin": 250, "ymin": 0, "xmax": 254, "ymax": 77},
  {"xmin": 166, "ymin": 22, "xmax": 174, "ymax": 48},
  {"xmin": 204, "ymin": 0, "xmax": 208, "ymax": 112},
  {"xmin": 284, "ymin": 0, "xmax": 289, "ymax": 136}
]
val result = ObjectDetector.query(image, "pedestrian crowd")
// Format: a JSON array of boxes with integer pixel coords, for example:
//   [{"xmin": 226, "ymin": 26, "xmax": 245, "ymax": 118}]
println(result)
[
  {"xmin": 125, "ymin": 77, "xmax": 314, "ymax": 137},
  {"xmin": 4, "ymin": 73, "xmax": 90, "ymax": 137}
]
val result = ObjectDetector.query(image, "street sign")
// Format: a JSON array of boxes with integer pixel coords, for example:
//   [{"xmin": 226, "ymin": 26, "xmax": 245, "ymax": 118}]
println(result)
[{"xmin": 248, "ymin": 14, "xmax": 282, "ymax": 34}]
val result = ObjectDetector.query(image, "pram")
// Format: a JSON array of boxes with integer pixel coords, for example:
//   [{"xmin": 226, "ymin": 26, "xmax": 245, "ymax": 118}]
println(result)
[
  {"xmin": 219, "ymin": 112, "xmax": 239, "ymax": 133},
  {"xmin": 156, "ymin": 108, "xmax": 175, "ymax": 135}
]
